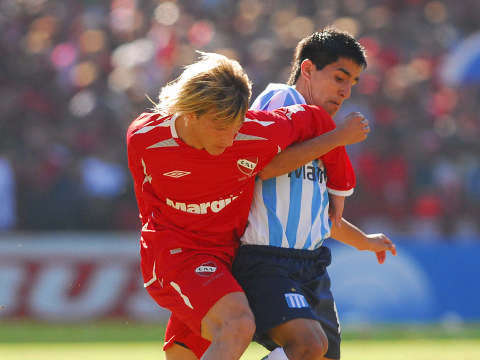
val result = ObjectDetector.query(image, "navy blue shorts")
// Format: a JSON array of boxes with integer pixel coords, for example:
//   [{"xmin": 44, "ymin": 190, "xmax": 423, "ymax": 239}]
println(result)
[{"xmin": 232, "ymin": 244, "xmax": 341, "ymax": 359}]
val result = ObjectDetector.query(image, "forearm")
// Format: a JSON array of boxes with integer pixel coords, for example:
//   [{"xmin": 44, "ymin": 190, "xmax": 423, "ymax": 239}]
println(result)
[
  {"xmin": 330, "ymin": 218, "xmax": 370, "ymax": 251},
  {"xmin": 259, "ymin": 129, "xmax": 343, "ymax": 180}
]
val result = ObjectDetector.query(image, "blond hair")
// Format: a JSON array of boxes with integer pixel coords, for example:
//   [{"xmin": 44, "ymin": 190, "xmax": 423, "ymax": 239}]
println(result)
[{"xmin": 156, "ymin": 52, "xmax": 252, "ymax": 125}]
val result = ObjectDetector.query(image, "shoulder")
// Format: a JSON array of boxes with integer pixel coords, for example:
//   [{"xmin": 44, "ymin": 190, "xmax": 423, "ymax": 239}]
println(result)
[
  {"xmin": 127, "ymin": 113, "xmax": 174, "ymax": 148},
  {"xmin": 233, "ymin": 110, "xmax": 284, "ymax": 145},
  {"xmin": 251, "ymin": 83, "xmax": 305, "ymax": 111}
]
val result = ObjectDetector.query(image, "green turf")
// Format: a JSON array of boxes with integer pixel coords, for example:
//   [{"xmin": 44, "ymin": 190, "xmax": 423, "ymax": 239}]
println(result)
[
  {"xmin": 1, "ymin": 340, "xmax": 480, "ymax": 360},
  {"xmin": 1, "ymin": 321, "xmax": 479, "ymax": 360},
  {"xmin": 342, "ymin": 339, "xmax": 480, "ymax": 360},
  {"xmin": 0, "ymin": 320, "xmax": 166, "ymax": 343},
  {"xmin": 1, "ymin": 320, "xmax": 479, "ymax": 343}
]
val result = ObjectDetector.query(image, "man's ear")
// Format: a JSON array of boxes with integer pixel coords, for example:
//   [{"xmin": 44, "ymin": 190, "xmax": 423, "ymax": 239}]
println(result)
[{"xmin": 300, "ymin": 59, "xmax": 315, "ymax": 81}]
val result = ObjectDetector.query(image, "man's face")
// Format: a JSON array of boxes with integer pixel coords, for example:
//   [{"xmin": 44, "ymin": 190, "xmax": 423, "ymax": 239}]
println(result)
[
  {"xmin": 190, "ymin": 113, "xmax": 243, "ymax": 156},
  {"xmin": 308, "ymin": 57, "xmax": 363, "ymax": 116}
]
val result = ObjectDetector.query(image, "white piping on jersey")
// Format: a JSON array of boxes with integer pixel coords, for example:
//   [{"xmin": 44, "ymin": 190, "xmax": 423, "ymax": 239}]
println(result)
[
  {"xmin": 244, "ymin": 117, "xmax": 275, "ymax": 126},
  {"xmin": 235, "ymin": 133, "xmax": 268, "ymax": 141},
  {"xmin": 333, "ymin": 300, "xmax": 341, "ymax": 333},
  {"xmin": 143, "ymin": 261, "xmax": 157, "ymax": 288},
  {"xmin": 170, "ymin": 114, "xmax": 179, "ymax": 138},
  {"xmin": 133, "ymin": 115, "xmax": 175, "ymax": 135},
  {"xmin": 141, "ymin": 158, "xmax": 152, "ymax": 185},
  {"xmin": 146, "ymin": 138, "xmax": 179, "ymax": 149},
  {"xmin": 170, "ymin": 281, "xmax": 194, "ymax": 309},
  {"xmin": 133, "ymin": 122, "xmax": 170, "ymax": 135}
]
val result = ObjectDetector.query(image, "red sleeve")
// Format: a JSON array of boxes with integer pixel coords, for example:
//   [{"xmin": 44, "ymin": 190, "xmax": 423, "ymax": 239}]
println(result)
[
  {"xmin": 246, "ymin": 104, "xmax": 355, "ymax": 193},
  {"xmin": 320, "ymin": 146, "xmax": 356, "ymax": 196},
  {"xmin": 245, "ymin": 104, "xmax": 336, "ymax": 151},
  {"xmin": 126, "ymin": 114, "xmax": 158, "ymax": 225}
]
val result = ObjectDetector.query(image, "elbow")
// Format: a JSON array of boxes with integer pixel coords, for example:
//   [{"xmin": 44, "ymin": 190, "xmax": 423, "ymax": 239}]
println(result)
[
  {"xmin": 356, "ymin": 243, "xmax": 368, "ymax": 251},
  {"xmin": 258, "ymin": 170, "xmax": 271, "ymax": 180}
]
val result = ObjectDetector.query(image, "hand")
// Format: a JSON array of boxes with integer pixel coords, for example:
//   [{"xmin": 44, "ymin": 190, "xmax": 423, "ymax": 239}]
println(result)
[
  {"xmin": 336, "ymin": 112, "xmax": 370, "ymax": 146},
  {"xmin": 328, "ymin": 194, "xmax": 345, "ymax": 229},
  {"xmin": 364, "ymin": 233, "xmax": 397, "ymax": 264}
]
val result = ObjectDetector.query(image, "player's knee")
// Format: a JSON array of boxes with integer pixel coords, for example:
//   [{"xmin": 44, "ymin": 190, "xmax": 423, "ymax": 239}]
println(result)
[
  {"xmin": 229, "ymin": 309, "xmax": 256, "ymax": 341},
  {"xmin": 205, "ymin": 305, "xmax": 255, "ymax": 344},
  {"xmin": 285, "ymin": 333, "xmax": 328, "ymax": 360}
]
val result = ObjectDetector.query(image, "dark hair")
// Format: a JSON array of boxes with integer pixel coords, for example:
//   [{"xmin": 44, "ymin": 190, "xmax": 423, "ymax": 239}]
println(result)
[{"xmin": 287, "ymin": 27, "xmax": 367, "ymax": 85}]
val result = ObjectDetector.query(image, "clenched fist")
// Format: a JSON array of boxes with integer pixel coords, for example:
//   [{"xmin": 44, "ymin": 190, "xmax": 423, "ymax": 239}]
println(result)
[{"xmin": 336, "ymin": 112, "xmax": 370, "ymax": 145}]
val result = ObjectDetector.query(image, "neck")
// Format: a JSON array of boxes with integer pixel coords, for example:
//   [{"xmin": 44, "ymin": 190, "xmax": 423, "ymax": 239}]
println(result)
[
  {"xmin": 293, "ymin": 78, "xmax": 311, "ymax": 105},
  {"xmin": 175, "ymin": 114, "xmax": 202, "ymax": 149}
]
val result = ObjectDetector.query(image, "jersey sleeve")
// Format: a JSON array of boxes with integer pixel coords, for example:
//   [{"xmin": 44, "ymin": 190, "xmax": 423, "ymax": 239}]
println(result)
[
  {"xmin": 320, "ymin": 146, "xmax": 356, "ymax": 196},
  {"xmin": 251, "ymin": 87, "xmax": 304, "ymax": 111},
  {"xmin": 246, "ymin": 104, "xmax": 336, "ymax": 152},
  {"xmin": 126, "ymin": 115, "xmax": 157, "ymax": 225}
]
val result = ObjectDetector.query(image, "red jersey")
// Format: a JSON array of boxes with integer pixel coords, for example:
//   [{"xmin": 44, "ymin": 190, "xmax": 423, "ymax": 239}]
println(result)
[{"xmin": 126, "ymin": 104, "xmax": 337, "ymax": 259}]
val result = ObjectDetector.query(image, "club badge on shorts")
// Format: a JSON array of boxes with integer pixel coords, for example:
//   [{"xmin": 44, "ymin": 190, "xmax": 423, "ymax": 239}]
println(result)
[{"xmin": 195, "ymin": 261, "xmax": 217, "ymax": 277}]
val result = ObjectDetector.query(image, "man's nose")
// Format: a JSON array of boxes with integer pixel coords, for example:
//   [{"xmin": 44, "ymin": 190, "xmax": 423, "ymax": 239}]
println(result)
[{"xmin": 340, "ymin": 84, "xmax": 352, "ymax": 99}]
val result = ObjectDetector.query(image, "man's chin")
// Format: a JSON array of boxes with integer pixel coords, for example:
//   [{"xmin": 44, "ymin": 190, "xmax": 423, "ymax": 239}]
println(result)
[
  {"xmin": 327, "ymin": 104, "xmax": 340, "ymax": 117},
  {"xmin": 206, "ymin": 148, "xmax": 226, "ymax": 156}
]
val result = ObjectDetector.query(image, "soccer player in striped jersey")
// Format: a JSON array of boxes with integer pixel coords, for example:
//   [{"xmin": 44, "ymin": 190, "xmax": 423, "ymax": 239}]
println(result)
[
  {"xmin": 127, "ymin": 52, "xmax": 371, "ymax": 360},
  {"xmin": 233, "ymin": 28, "xmax": 397, "ymax": 360}
]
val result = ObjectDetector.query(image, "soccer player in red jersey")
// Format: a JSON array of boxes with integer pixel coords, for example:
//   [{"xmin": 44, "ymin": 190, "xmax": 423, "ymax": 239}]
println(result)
[{"xmin": 126, "ymin": 52, "xmax": 369, "ymax": 360}]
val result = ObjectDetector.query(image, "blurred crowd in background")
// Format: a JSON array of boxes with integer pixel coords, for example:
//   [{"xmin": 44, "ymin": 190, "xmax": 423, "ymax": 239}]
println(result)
[{"xmin": 1, "ymin": 0, "xmax": 479, "ymax": 241}]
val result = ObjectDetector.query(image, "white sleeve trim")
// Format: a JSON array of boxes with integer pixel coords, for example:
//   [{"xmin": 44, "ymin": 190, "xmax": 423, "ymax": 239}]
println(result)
[
  {"xmin": 143, "ymin": 261, "xmax": 157, "ymax": 288},
  {"xmin": 327, "ymin": 187, "xmax": 354, "ymax": 197}
]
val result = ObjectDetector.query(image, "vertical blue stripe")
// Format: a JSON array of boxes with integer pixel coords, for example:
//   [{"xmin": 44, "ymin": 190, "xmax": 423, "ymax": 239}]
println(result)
[
  {"xmin": 285, "ymin": 172, "xmax": 302, "ymax": 248},
  {"xmin": 304, "ymin": 161, "xmax": 322, "ymax": 249},
  {"xmin": 249, "ymin": 84, "xmax": 331, "ymax": 250},
  {"xmin": 258, "ymin": 90, "xmax": 274, "ymax": 110},
  {"xmin": 291, "ymin": 88, "xmax": 305, "ymax": 104},
  {"xmin": 303, "ymin": 229, "xmax": 312, "ymax": 250},
  {"xmin": 262, "ymin": 178, "xmax": 283, "ymax": 247},
  {"xmin": 315, "ymin": 187, "xmax": 330, "ymax": 249},
  {"xmin": 283, "ymin": 92, "xmax": 297, "ymax": 107}
]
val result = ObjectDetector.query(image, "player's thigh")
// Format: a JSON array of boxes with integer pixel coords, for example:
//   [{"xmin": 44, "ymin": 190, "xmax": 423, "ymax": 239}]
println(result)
[
  {"xmin": 165, "ymin": 343, "xmax": 198, "ymax": 360},
  {"xmin": 200, "ymin": 291, "xmax": 254, "ymax": 341},
  {"xmin": 145, "ymin": 247, "xmax": 244, "ymax": 331},
  {"xmin": 268, "ymin": 317, "xmax": 327, "ymax": 349}
]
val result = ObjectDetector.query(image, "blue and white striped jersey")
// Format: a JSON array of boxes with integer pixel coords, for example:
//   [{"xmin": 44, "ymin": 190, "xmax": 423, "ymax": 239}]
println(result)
[{"xmin": 241, "ymin": 83, "xmax": 350, "ymax": 249}]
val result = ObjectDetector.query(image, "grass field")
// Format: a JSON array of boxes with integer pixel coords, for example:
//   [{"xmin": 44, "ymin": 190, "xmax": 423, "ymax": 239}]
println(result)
[{"xmin": 1, "ymin": 321, "xmax": 479, "ymax": 360}]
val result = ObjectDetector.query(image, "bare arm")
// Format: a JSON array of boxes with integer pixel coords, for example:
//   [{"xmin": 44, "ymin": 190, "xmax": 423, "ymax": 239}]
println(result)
[
  {"xmin": 330, "ymin": 218, "xmax": 397, "ymax": 264},
  {"xmin": 259, "ymin": 129, "xmax": 344, "ymax": 180},
  {"xmin": 328, "ymin": 194, "xmax": 345, "ymax": 229},
  {"xmin": 259, "ymin": 112, "xmax": 370, "ymax": 180}
]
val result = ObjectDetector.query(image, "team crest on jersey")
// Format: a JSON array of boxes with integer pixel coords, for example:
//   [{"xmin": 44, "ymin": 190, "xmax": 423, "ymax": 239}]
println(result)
[
  {"xmin": 195, "ymin": 262, "xmax": 217, "ymax": 277},
  {"xmin": 237, "ymin": 157, "xmax": 258, "ymax": 176}
]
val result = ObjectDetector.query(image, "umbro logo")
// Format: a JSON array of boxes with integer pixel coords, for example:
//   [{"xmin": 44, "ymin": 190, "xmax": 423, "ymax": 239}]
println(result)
[{"xmin": 163, "ymin": 170, "xmax": 191, "ymax": 178}]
